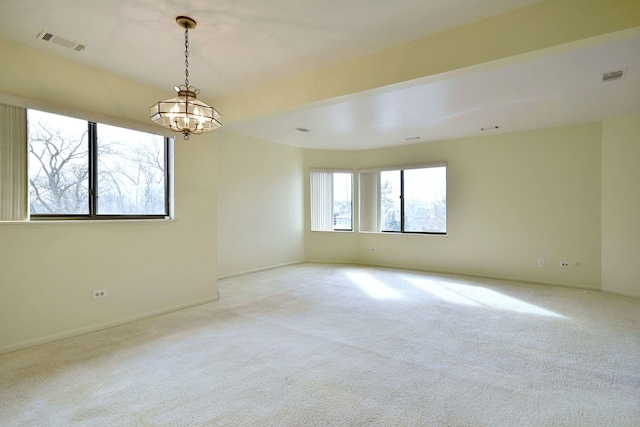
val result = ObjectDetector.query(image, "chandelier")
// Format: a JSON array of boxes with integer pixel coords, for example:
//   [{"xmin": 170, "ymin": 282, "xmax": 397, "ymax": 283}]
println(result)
[{"xmin": 150, "ymin": 16, "xmax": 221, "ymax": 140}]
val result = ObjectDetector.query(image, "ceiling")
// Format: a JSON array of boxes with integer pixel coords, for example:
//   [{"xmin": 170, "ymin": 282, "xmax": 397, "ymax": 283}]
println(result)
[
  {"xmin": 1, "ymin": 0, "xmax": 639, "ymax": 150},
  {"xmin": 229, "ymin": 35, "xmax": 640, "ymax": 150}
]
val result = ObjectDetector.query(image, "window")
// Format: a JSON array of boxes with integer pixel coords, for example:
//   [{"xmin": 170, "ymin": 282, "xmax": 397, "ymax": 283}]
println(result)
[
  {"xmin": 27, "ymin": 109, "xmax": 170, "ymax": 219},
  {"xmin": 310, "ymin": 170, "xmax": 353, "ymax": 231},
  {"xmin": 360, "ymin": 165, "xmax": 446, "ymax": 234}
]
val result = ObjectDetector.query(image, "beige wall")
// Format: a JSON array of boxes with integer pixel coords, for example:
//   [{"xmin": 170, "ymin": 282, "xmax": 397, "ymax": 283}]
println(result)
[
  {"xmin": 0, "ymin": 38, "xmax": 224, "ymax": 353},
  {"xmin": 217, "ymin": 131, "xmax": 304, "ymax": 277},
  {"xmin": 0, "ymin": 37, "xmax": 165, "ymax": 127},
  {"xmin": 0, "ymin": 132, "xmax": 220, "ymax": 354},
  {"xmin": 305, "ymin": 123, "xmax": 603, "ymax": 290},
  {"xmin": 602, "ymin": 111, "xmax": 640, "ymax": 298}
]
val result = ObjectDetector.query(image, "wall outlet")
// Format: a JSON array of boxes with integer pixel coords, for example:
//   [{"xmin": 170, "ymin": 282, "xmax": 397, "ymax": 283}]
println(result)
[
  {"xmin": 560, "ymin": 262, "xmax": 570, "ymax": 268},
  {"xmin": 93, "ymin": 289, "xmax": 107, "ymax": 299},
  {"xmin": 538, "ymin": 259, "xmax": 545, "ymax": 268}
]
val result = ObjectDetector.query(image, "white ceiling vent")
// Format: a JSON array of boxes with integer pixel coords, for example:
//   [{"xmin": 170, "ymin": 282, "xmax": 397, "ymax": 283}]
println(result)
[
  {"xmin": 37, "ymin": 31, "xmax": 85, "ymax": 52},
  {"xmin": 601, "ymin": 69, "xmax": 626, "ymax": 83}
]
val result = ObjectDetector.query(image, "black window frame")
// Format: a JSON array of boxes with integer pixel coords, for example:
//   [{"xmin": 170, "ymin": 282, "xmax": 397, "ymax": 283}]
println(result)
[
  {"xmin": 29, "ymin": 112, "xmax": 171, "ymax": 221},
  {"xmin": 380, "ymin": 167, "xmax": 447, "ymax": 235}
]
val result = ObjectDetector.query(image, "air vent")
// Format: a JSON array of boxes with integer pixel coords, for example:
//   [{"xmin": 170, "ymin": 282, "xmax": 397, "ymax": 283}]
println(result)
[
  {"xmin": 404, "ymin": 137, "xmax": 420, "ymax": 141},
  {"xmin": 37, "ymin": 30, "xmax": 85, "ymax": 52},
  {"xmin": 601, "ymin": 69, "xmax": 626, "ymax": 83},
  {"xmin": 295, "ymin": 127, "xmax": 312, "ymax": 132},
  {"xmin": 480, "ymin": 125, "xmax": 501, "ymax": 131}
]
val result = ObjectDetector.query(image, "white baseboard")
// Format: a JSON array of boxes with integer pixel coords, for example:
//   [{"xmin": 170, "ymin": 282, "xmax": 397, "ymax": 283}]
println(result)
[
  {"xmin": 218, "ymin": 260, "xmax": 304, "ymax": 280},
  {"xmin": 222, "ymin": 260, "xmax": 608, "ymax": 295},
  {"xmin": 304, "ymin": 259, "xmax": 359, "ymax": 266},
  {"xmin": 601, "ymin": 287, "xmax": 640, "ymax": 299},
  {"xmin": 0, "ymin": 296, "xmax": 219, "ymax": 356}
]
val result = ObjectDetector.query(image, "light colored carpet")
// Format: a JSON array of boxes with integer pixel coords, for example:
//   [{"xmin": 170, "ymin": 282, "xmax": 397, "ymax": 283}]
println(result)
[{"xmin": 1, "ymin": 263, "xmax": 639, "ymax": 426}]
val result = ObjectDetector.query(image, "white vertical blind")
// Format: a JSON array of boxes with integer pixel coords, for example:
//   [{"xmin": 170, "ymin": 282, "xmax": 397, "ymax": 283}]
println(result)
[
  {"xmin": 359, "ymin": 171, "xmax": 379, "ymax": 232},
  {"xmin": 0, "ymin": 103, "xmax": 27, "ymax": 221},
  {"xmin": 310, "ymin": 171, "xmax": 333, "ymax": 231}
]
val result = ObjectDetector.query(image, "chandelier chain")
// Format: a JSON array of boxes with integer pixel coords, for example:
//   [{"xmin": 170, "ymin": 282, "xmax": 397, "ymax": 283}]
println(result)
[{"xmin": 184, "ymin": 26, "xmax": 190, "ymax": 87}]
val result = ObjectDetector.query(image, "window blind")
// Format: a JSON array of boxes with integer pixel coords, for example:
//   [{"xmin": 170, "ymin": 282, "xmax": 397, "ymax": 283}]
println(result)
[
  {"xmin": 359, "ymin": 171, "xmax": 379, "ymax": 232},
  {"xmin": 310, "ymin": 171, "xmax": 333, "ymax": 231},
  {"xmin": 0, "ymin": 103, "xmax": 27, "ymax": 220}
]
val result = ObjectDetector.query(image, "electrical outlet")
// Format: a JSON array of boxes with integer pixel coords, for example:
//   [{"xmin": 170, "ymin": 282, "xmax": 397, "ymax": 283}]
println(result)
[
  {"xmin": 93, "ymin": 289, "xmax": 107, "ymax": 299},
  {"xmin": 538, "ymin": 259, "xmax": 545, "ymax": 268},
  {"xmin": 560, "ymin": 262, "xmax": 570, "ymax": 268}
]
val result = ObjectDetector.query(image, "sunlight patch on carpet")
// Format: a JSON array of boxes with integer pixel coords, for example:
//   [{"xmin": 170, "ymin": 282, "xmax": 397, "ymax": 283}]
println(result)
[
  {"xmin": 406, "ymin": 277, "xmax": 565, "ymax": 318},
  {"xmin": 346, "ymin": 272, "xmax": 404, "ymax": 300}
]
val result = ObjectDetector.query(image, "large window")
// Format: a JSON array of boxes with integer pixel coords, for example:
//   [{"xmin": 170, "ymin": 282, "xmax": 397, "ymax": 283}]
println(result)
[
  {"xmin": 360, "ymin": 165, "xmax": 446, "ymax": 234},
  {"xmin": 27, "ymin": 109, "xmax": 170, "ymax": 219},
  {"xmin": 310, "ymin": 170, "xmax": 353, "ymax": 231}
]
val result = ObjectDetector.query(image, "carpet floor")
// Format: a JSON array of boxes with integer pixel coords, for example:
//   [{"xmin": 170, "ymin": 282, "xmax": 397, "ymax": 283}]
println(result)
[{"xmin": 1, "ymin": 263, "xmax": 639, "ymax": 426}]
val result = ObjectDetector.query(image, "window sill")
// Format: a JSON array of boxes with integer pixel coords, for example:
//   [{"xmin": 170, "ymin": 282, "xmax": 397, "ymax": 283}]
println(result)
[
  {"xmin": 0, "ymin": 218, "xmax": 174, "ymax": 227},
  {"xmin": 310, "ymin": 230, "xmax": 354, "ymax": 233},
  {"xmin": 358, "ymin": 230, "xmax": 448, "ymax": 236}
]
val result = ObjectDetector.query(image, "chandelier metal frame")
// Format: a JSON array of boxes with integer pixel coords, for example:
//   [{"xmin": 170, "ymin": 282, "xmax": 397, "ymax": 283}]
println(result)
[{"xmin": 150, "ymin": 16, "xmax": 221, "ymax": 140}]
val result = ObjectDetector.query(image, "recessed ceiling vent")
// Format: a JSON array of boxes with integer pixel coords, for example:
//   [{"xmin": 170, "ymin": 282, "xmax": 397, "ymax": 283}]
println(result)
[
  {"xmin": 295, "ymin": 127, "xmax": 312, "ymax": 132},
  {"xmin": 37, "ymin": 30, "xmax": 85, "ymax": 52},
  {"xmin": 601, "ymin": 69, "xmax": 626, "ymax": 83}
]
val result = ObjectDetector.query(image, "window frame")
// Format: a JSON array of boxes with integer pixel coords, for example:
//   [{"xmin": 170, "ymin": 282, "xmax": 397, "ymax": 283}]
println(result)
[
  {"xmin": 28, "ymin": 110, "xmax": 171, "ymax": 221},
  {"xmin": 309, "ymin": 169, "xmax": 354, "ymax": 232},
  {"xmin": 359, "ymin": 163, "xmax": 447, "ymax": 235}
]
